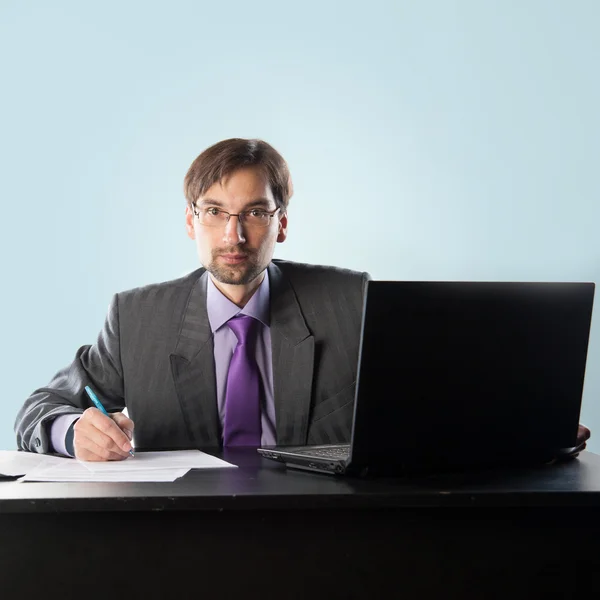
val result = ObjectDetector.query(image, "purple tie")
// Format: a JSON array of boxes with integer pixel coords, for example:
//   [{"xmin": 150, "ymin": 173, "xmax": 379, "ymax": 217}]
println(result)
[{"xmin": 223, "ymin": 315, "xmax": 262, "ymax": 446}]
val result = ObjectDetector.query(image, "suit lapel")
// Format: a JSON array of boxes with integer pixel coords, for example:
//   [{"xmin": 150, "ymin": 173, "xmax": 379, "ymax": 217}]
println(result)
[
  {"xmin": 268, "ymin": 263, "xmax": 314, "ymax": 445},
  {"xmin": 170, "ymin": 270, "xmax": 220, "ymax": 446}
]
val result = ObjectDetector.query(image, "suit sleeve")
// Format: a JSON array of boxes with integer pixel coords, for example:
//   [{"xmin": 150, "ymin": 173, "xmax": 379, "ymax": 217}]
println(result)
[{"xmin": 14, "ymin": 294, "xmax": 126, "ymax": 453}]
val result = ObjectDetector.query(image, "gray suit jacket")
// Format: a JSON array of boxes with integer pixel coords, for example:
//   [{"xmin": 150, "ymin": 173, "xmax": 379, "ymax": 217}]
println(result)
[{"xmin": 15, "ymin": 260, "xmax": 370, "ymax": 453}]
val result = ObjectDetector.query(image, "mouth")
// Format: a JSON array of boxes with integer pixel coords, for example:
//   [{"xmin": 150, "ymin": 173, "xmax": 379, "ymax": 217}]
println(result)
[{"xmin": 218, "ymin": 254, "xmax": 249, "ymax": 265}]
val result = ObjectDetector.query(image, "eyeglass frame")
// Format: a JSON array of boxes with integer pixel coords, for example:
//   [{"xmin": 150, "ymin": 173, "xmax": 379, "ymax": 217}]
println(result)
[{"xmin": 191, "ymin": 202, "xmax": 283, "ymax": 228}]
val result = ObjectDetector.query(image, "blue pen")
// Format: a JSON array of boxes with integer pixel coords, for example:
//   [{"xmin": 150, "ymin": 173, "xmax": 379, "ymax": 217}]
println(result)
[{"xmin": 84, "ymin": 385, "xmax": 135, "ymax": 457}]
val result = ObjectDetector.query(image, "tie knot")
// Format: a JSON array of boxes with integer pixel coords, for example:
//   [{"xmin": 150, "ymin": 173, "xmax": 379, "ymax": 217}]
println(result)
[{"xmin": 227, "ymin": 314, "xmax": 258, "ymax": 344}]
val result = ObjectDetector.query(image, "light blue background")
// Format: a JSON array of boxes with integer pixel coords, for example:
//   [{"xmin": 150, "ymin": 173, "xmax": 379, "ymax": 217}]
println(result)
[{"xmin": 1, "ymin": 1, "xmax": 598, "ymax": 450}]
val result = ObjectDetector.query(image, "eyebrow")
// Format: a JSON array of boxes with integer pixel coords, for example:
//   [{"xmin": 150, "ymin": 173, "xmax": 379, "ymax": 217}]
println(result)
[{"xmin": 198, "ymin": 197, "xmax": 273, "ymax": 209}]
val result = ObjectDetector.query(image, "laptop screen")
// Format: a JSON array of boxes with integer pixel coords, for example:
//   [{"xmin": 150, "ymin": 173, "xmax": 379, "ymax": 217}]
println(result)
[{"xmin": 350, "ymin": 281, "xmax": 595, "ymax": 470}]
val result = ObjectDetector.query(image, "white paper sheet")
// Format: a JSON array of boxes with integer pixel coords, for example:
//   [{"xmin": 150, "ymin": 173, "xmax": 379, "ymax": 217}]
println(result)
[
  {"xmin": 3, "ymin": 449, "xmax": 236, "ymax": 482},
  {"xmin": 79, "ymin": 450, "xmax": 237, "ymax": 472},
  {"xmin": 0, "ymin": 451, "xmax": 68, "ymax": 477},
  {"xmin": 12, "ymin": 449, "xmax": 236, "ymax": 482},
  {"xmin": 21, "ymin": 462, "xmax": 190, "ymax": 482}
]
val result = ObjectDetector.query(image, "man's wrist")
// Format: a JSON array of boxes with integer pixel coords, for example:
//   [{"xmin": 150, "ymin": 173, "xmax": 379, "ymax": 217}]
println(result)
[
  {"xmin": 49, "ymin": 413, "xmax": 81, "ymax": 456},
  {"xmin": 65, "ymin": 420, "xmax": 78, "ymax": 457}
]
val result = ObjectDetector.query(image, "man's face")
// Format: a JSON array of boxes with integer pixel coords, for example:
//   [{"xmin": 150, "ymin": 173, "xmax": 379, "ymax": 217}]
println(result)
[{"xmin": 185, "ymin": 166, "xmax": 288, "ymax": 286}]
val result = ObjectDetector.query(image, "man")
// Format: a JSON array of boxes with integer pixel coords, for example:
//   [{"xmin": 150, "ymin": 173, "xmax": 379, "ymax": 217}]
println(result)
[
  {"xmin": 15, "ymin": 138, "xmax": 369, "ymax": 460},
  {"xmin": 14, "ymin": 138, "xmax": 591, "ymax": 461}
]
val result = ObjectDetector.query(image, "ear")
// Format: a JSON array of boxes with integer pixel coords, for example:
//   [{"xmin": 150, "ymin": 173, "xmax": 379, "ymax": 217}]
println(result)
[
  {"xmin": 185, "ymin": 205, "xmax": 195, "ymax": 240},
  {"xmin": 276, "ymin": 211, "xmax": 288, "ymax": 243}
]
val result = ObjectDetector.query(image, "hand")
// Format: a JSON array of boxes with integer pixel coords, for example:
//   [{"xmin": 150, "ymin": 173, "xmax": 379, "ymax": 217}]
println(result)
[
  {"xmin": 549, "ymin": 423, "xmax": 592, "ymax": 464},
  {"xmin": 73, "ymin": 407, "xmax": 134, "ymax": 461},
  {"xmin": 575, "ymin": 423, "xmax": 591, "ymax": 452}
]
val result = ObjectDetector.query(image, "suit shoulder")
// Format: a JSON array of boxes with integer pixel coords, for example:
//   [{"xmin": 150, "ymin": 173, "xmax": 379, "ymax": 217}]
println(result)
[
  {"xmin": 115, "ymin": 268, "xmax": 205, "ymax": 304},
  {"xmin": 272, "ymin": 259, "xmax": 369, "ymax": 285}
]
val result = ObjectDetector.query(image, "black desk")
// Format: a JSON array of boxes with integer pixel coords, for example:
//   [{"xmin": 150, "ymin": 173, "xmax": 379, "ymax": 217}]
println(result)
[{"xmin": 2, "ymin": 449, "xmax": 600, "ymax": 599}]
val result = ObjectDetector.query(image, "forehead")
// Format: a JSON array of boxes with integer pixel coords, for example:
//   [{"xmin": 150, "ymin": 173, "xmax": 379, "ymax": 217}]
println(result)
[{"xmin": 200, "ymin": 167, "xmax": 275, "ymax": 206}]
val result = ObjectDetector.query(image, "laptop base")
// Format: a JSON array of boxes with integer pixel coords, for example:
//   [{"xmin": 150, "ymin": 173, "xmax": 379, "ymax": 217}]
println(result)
[{"xmin": 257, "ymin": 445, "xmax": 350, "ymax": 474}]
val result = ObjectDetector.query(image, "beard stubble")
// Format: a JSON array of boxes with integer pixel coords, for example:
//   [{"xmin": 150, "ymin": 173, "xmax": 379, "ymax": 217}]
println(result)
[{"xmin": 207, "ymin": 248, "xmax": 266, "ymax": 285}]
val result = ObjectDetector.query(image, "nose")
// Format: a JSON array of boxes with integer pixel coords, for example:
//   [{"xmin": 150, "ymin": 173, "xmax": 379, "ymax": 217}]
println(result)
[{"xmin": 222, "ymin": 214, "xmax": 246, "ymax": 246}]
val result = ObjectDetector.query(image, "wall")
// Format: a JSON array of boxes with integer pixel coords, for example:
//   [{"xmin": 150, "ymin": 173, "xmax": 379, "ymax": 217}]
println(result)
[{"xmin": 1, "ymin": 0, "xmax": 598, "ymax": 450}]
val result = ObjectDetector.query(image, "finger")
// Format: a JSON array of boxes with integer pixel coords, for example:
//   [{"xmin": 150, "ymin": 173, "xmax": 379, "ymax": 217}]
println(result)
[
  {"xmin": 74, "ymin": 432, "xmax": 129, "ymax": 462},
  {"xmin": 578, "ymin": 424, "xmax": 591, "ymax": 443},
  {"xmin": 83, "ymin": 408, "xmax": 132, "ymax": 452},
  {"xmin": 74, "ymin": 412, "xmax": 131, "ymax": 457},
  {"xmin": 111, "ymin": 413, "xmax": 135, "ymax": 440},
  {"xmin": 75, "ymin": 446, "xmax": 126, "ymax": 462},
  {"xmin": 74, "ymin": 426, "xmax": 129, "ymax": 460}
]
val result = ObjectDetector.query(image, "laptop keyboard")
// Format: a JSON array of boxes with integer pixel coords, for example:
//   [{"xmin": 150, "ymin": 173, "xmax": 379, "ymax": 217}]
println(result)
[{"xmin": 295, "ymin": 445, "xmax": 350, "ymax": 459}]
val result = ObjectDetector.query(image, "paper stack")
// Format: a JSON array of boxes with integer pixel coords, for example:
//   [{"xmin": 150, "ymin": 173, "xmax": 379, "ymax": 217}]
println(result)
[{"xmin": 0, "ymin": 450, "xmax": 236, "ymax": 482}]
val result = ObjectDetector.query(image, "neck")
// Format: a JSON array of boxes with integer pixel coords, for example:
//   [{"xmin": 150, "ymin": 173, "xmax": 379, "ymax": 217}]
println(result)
[{"xmin": 209, "ymin": 271, "xmax": 265, "ymax": 308}]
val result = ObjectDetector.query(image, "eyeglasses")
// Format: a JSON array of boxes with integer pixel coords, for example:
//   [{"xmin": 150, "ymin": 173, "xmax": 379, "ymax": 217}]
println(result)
[{"xmin": 192, "ymin": 205, "xmax": 281, "ymax": 228}]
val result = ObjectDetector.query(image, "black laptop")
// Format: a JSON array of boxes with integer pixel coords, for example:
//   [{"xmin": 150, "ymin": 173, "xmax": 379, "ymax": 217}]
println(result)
[{"xmin": 257, "ymin": 281, "xmax": 595, "ymax": 475}]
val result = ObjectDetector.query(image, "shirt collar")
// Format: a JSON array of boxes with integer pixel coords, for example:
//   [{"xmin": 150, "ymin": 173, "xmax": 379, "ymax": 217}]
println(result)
[{"xmin": 206, "ymin": 270, "xmax": 271, "ymax": 333}]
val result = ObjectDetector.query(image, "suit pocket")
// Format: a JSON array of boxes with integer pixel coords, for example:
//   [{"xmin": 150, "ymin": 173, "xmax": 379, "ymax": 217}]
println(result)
[{"xmin": 310, "ymin": 381, "xmax": 356, "ymax": 423}]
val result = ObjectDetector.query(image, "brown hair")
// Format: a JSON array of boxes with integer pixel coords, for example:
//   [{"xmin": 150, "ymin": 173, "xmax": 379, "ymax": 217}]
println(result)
[{"xmin": 183, "ymin": 138, "xmax": 293, "ymax": 211}]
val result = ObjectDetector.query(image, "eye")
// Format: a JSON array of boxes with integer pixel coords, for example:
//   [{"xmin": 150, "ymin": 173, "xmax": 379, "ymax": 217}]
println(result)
[
  {"xmin": 205, "ymin": 207, "xmax": 221, "ymax": 216},
  {"xmin": 248, "ymin": 209, "xmax": 267, "ymax": 218}
]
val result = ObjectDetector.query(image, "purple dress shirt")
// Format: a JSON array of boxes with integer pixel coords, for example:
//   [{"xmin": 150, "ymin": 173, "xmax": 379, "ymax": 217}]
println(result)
[
  {"xmin": 50, "ymin": 413, "xmax": 80, "ymax": 456},
  {"xmin": 207, "ymin": 272, "xmax": 276, "ymax": 446},
  {"xmin": 50, "ymin": 270, "xmax": 277, "ymax": 456}
]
